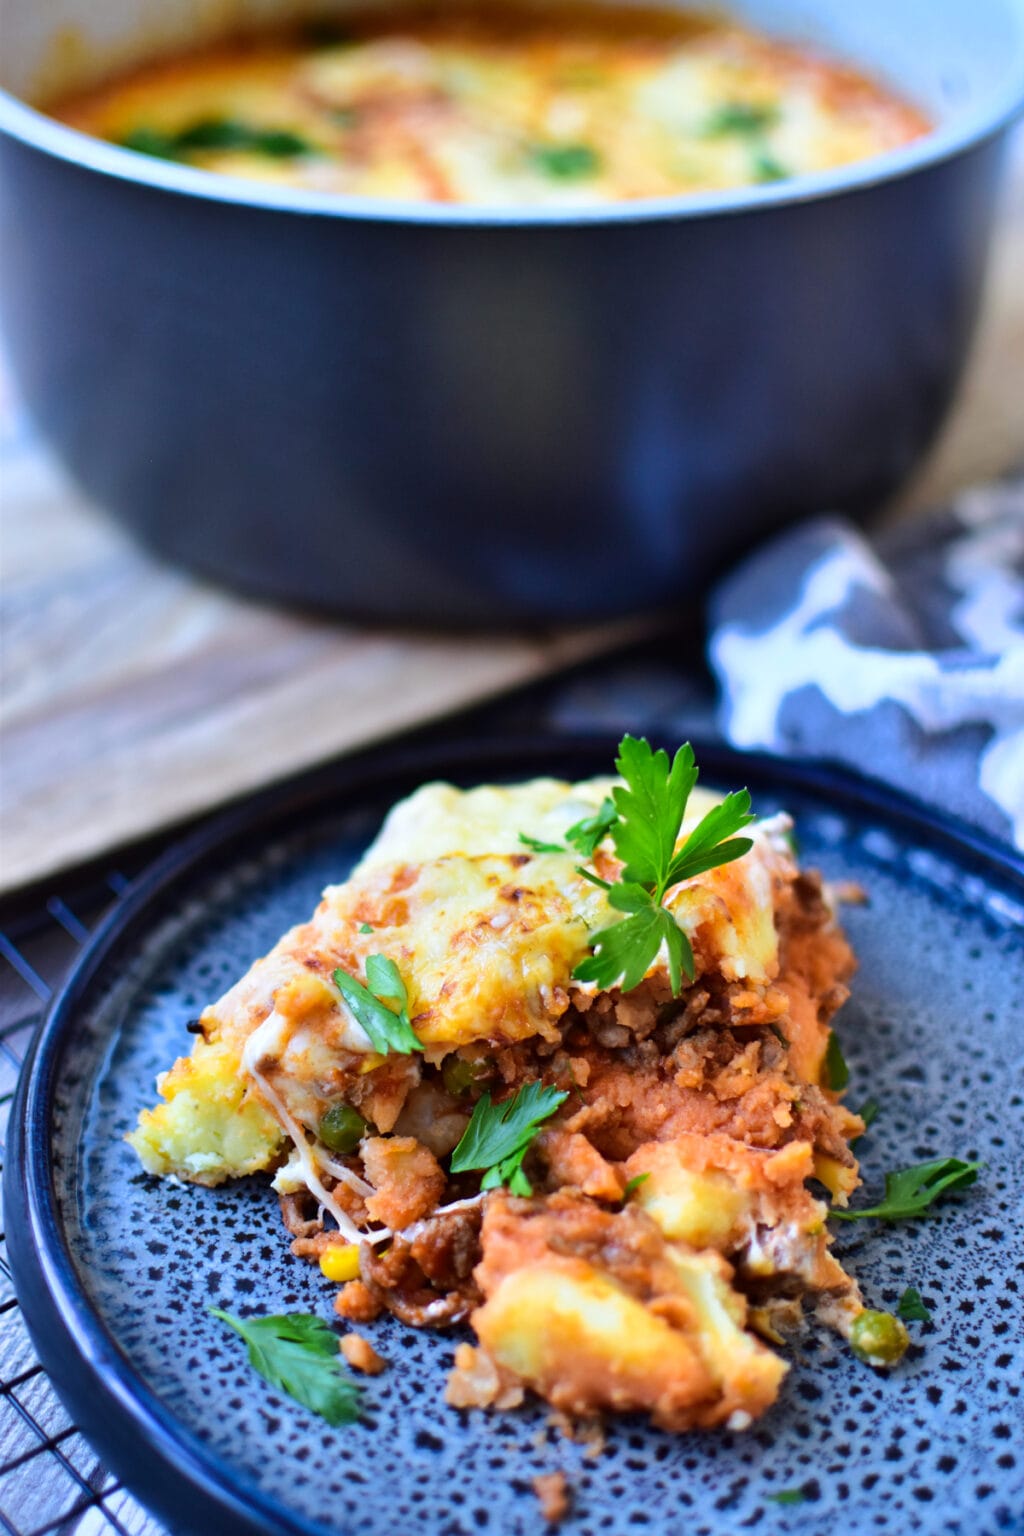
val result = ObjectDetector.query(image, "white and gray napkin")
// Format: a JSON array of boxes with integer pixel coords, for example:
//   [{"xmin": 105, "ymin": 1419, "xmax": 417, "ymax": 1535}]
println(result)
[{"xmin": 709, "ymin": 475, "xmax": 1024, "ymax": 850}]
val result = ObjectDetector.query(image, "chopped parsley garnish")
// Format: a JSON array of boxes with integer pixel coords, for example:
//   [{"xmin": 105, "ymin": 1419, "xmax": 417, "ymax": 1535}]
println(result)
[
  {"xmin": 766, "ymin": 1488, "xmax": 806, "ymax": 1506},
  {"xmin": 705, "ymin": 101, "xmax": 779, "ymax": 136},
  {"xmin": 450, "ymin": 1080, "xmax": 568, "ymax": 1196},
  {"xmin": 752, "ymin": 149, "xmax": 789, "ymax": 182},
  {"xmin": 119, "ymin": 127, "xmax": 180, "ymax": 161},
  {"xmin": 572, "ymin": 737, "xmax": 755, "ymax": 997},
  {"xmin": 333, "ymin": 955, "xmax": 421, "ymax": 1055},
  {"xmin": 121, "ymin": 117, "xmax": 314, "ymax": 162},
  {"xmin": 897, "ymin": 1286, "xmax": 931, "ymax": 1323},
  {"xmin": 700, "ymin": 105, "xmax": 789, "ymax": 183},
  {"xmin": 565, "ymin": 797, "xmax": 618, "ymax": 858},
  {"xmin": 358, "ymin": 922, "xmax": 374, "ymax": 934},
  {"xmin": 622, "ymin": 1173, "xmax": 650, "ymax": 1200},
  {"xmin": 173, "ymin": 118, "xmax": 262, "ymax": 151},
  {"xmin": 529, "ymin": 142, "xmax": 601, "ymax": 179},
  {"xmin": 823, "ymin": 1031, "xmax": 849, "ymax": 1092},
  {"xmin": 518, "ymin": 832, "xmax": 567, "ymax": 855},
  {"xmin": 831, "ymin": 1157, "xmax": 982, "ymax": 1222},
  {"xmin": 210, "ymin": 1310, "xmax": 360, "ymax": 1426}
]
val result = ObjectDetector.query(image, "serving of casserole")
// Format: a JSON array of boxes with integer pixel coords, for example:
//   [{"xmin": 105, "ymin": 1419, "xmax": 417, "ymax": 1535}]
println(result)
[{"xmin": 128, "ymin": 739, "xmax": 943, "ymax": 1435}]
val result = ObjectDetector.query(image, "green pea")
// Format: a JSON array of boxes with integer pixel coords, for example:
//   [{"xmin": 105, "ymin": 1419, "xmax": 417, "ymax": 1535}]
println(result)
[
  {"xmin": 318, "ymin": 1103, "xmax": 367, "ymax": 1155},
  {"xmin": 442, "ymin": 1055, "xmax": 490, "ymax": 1098},
  {"xmin": 850, "ymin": 1309, "xmax": 909, "ymax": 1368}
]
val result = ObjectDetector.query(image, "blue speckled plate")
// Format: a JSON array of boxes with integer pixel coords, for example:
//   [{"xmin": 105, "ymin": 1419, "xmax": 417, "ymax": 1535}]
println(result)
[{"xmin": 7, "ymin": 738, "xmax": 1024, "ymax": 1536}]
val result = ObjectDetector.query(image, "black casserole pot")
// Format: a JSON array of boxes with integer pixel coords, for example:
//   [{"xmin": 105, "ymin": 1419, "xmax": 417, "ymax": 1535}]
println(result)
[{"xmin": 1, "ymin": 0, "xmax": 1022, "ymax": 623}]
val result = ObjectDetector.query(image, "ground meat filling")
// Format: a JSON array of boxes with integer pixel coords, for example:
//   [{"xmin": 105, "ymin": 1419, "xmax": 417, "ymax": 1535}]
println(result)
[
  {"xmin": 352, "ymin": 1205, "xmax": 484, "ymax": 1326},
  {"xmin": 281, "ymin": 868, "xmax": 858, "ymax": 1363}
]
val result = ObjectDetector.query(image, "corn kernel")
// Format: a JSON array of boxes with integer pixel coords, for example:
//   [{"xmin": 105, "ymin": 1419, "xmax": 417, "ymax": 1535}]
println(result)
[
  {"xmin": 320, "ymin": 1244, "xmax": 360, "ymax": 1283},
  {"xmin": 813, "ymin": 1151, "xmax": 858, "ymax": 1202}
]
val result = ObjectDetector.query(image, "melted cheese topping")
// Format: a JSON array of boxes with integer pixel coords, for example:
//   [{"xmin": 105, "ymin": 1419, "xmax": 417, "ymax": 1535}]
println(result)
[
  {"xmin": 51, "ymin": 5, "xmax": 927, "ymax": 207},
  {"xmin": 129, "ymin": 771, "xmax": 794, "ymax": 1194},
  {"xmin": 309, "ymin": 775, "xmax": 784, "ymax": 1052}
]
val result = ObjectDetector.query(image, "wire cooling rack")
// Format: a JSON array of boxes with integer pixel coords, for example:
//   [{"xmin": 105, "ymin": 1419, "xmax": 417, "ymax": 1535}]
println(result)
[{"xmin": 0, "ymin": 861, "xmax": 167, "ymax": 1536}]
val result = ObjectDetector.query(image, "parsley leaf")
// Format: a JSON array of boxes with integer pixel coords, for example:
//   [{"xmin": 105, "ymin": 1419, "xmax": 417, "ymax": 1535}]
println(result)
[
  {"xmin": 611, "ymin": 736, "xmax": 697, "ymax": 891},
  {"xmin": 529, "ymin": 142, "xmax": 600, "ymax": 178},
  {"xmin": 856, "ymin": 1097, "xmax": 880, "ymax": 1130},
  {"xmin": 664, "ymin": 790, "xmax": 755, "ymax": 889},
  {"xmin": 565, "ymin": 797, "xmax": 617, "ymax": 858},
  {"xmin": 622, "ymin": 1173, "xmax": 650, "ymax": 1200},
  {"xmin": 358, "ymin": 922, "xmax": 374, "ymax": 935},
  {"xmin": 518, "ymin": 832, "xmax": 567, "ymax": 855},
  {"xmin": 333, "ymin": 956, "xmax": 421, "ymax": 1055},
  {"xmin": 766, "ymin": 1488, "xmax": 806, "ymax": 1506},
  {"xmin": 897, "ymin": 1286, "xmax": 931, "ymax": 1323},
  {"xmin": 210, "ymin": 1310, "xmax": 360, "ymax": 1426},
  {"xmin": 173, "ymin": 118, "xmax": 313, "ymax": 158},
  {"xmin": 705, "ymin": 101, "xmax": 779, "ymax": 136},
  {"xmin": 122, "ymin": 118, "xmax": 315, "ymax": 161},
  {"xmin": 450, "ymin": 1080, "xmax": 567, "ymax": 1196},
  {"xmin": 830, "ymin": 1157, "xmax": 982, "ymax": 1222},
  {"xmin": 823, "ymin": 1031, "xmax": 849, "ymax": 1092},
  {"xmin": 752, "ymin": 149, "xmax": 789, "ymax": 183},
  {"xmin": 571, "ymin": 737, "xmax": 754, "ymax": 997},
  {"xmin": 699, "ymin": 104, "xmax": 789, "ymax": 182},
  {"xmin": 574, "ymin": 895, "xmax": 691, "ymax": 996},
  {"xmin": 364, "ymin": 953, "xmax": 406, "ymax": 1010},
  {"xmin": 174, "ymin": 118, "xmax": 263, "ymax": 151},
  {"xmin": 120, "ymin": 127, "xmax": 180, "ymax": 160}
]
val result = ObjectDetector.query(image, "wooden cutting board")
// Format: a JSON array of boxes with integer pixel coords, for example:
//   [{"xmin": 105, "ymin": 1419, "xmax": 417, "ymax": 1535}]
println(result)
[
  {"xmin": 1, "ymin": 135, "xmax": 1021, "ymax": 897},
  {"xmin": 0, "ymin": 436, "xmax": 651, "ymax": 894}
]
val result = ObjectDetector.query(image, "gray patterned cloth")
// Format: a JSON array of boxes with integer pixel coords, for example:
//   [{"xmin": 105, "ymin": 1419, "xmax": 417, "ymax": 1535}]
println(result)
[{"xmin": 708, "ymin": 475, "xmax": 1024, "ymax": 851}]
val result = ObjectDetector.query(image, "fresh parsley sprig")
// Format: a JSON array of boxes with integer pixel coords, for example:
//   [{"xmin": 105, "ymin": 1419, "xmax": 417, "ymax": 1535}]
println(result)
[
  {"xmin": 450, "ymin": 1080, "xmax": 567, "ymax": 1196},
  {"xmin": 830, "ymin": 1157, "xmax": 982, "ymax": 1222},
  {"xmin": 334, "ymin": 955, "xmax": 421, "ymax": 1055},
  {"xmin": 210, "ymin": 1310, "xmax": 360, "ymax": 1426},
  {"xmin": 572, "ymin": 737, "xmax": 755, "ymax": 996}
]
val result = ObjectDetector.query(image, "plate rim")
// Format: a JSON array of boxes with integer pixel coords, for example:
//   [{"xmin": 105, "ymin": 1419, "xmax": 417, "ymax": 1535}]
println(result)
[{"xmin": 6, "ymin": 732, "xmax": 1023, "ymax": 1536}]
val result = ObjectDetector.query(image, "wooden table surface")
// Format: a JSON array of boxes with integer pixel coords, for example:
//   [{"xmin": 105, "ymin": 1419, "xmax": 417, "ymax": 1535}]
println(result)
[{"xmin": 1, "ymin": 133, "xmax": 1021, "ymax": 897}]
